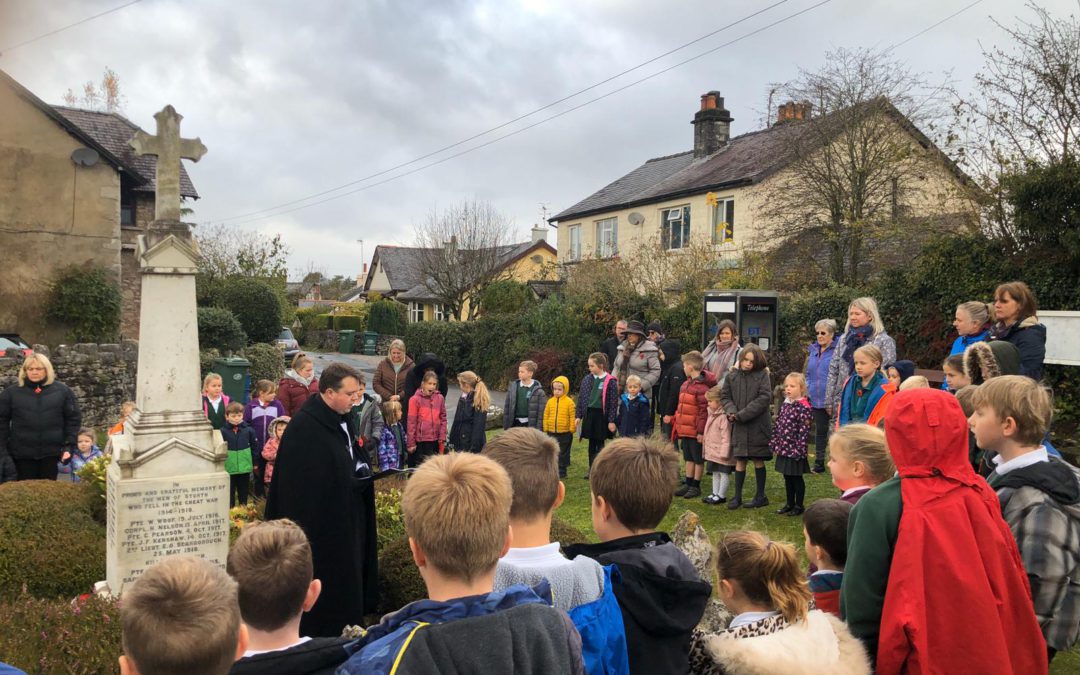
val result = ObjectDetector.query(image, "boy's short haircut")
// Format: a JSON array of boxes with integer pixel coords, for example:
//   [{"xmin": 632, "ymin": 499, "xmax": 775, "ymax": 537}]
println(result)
[
  {"xmin": 590, "ymin": 437, "xmax": 679, "ymax": 531},
  {"xmin": 954, "ymin": 385, "xmax": 978, "ymax": 417},
  {"xmin": 121, "ymin": 555, "xmax": 240, "ymax": 675},
  {"xmin": 626, "ymin": 374, "xmax": 642, "ymax": 387},
  {"xmin": 253, "ymin": 379, "xmax": 277, "ymax": 395},
  {"xmin": 402, "ymin": 452, "xmax": 512, "ymax": 582},
  {"xmin": 589, "ymin": 352, "xmax": 609, "ymax": 371},
  {"xmin": 682, "ymin": 350, "xmax": 705, "ymax": 371},
  {"xmin": 853, "ymin": 344, "xmax": 883, "ymax": 365},
  {"xmin": 227, "ymin": 519, "xmax": 312, "ymax": 632},
  {"xmin": 898, "ymin": 376, "xmax": 930, "ymax": 391},
  {"xmin": 971, "ymin": 375, "xmax": 1053, "ymax": 446},
  {"xmin": 354, "ymin": 370, "xmax": 367, "ymax": 386},
  {"xmin": 803, "ymin": 499, "xmax": 853, "ymax": 566},
  {"xmin": 520, "ymin": 360, "xmax": 538, "ymax": 374},
  {"xmin": 483, "ymin": 427, "xmax": 560, "ymax": 521},
  {"xmin": 226, "ymin": 401, "xmax": 245, "ymax": 415}
]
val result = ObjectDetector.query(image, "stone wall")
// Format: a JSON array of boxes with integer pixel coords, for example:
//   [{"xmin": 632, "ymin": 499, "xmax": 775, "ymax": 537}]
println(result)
[
  {"xmin": 375, "ymin": 333, "xmax": 404, "ymax": 356},
  {"xmin": 0, "ymin": 342, "xmax": 138, "ymax": 432},
  {"xmin": 118, "ymin": 194, "xmax": 156, "ymax": 340}
]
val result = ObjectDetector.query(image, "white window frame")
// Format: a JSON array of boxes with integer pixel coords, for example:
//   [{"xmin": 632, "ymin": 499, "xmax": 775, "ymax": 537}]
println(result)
[
  {"xmin": 409, "ymin": 302, "xmax": 424, "ymax": 323},
  {"xmin": 434, "ymin": 304, "xmax": 450, "ymax": 322},
  {"xmin": 568, "ymin": 224, "xmax": 582, "ymax": 261},
  {"xmin": 711, "ymin": 198, "xmax": 735, "ymax": 245},
  {"xmin": 661, "ymin": 205, "xmax": 691, "ymax": 250},
  {"xmin": 595, "ymin": 217, "xmax": 618, "ymax": 258}
]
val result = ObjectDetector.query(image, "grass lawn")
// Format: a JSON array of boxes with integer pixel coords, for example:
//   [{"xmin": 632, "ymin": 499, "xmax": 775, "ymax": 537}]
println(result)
[{"xmin": 530, "ymin": 433, "xmax": 1080, "ymax": 673}]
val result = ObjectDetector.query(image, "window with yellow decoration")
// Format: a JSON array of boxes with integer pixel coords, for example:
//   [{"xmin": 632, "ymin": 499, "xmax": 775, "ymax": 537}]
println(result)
[{"xmin": 711, "ymin": 197, "xmax": 735, "ymax": 245}]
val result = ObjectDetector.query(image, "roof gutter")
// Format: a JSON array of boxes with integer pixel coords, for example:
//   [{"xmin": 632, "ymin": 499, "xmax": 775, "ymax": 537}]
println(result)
[{"xmin": 548, "ymin": 177, "xmax": 754, "ymax": 224}]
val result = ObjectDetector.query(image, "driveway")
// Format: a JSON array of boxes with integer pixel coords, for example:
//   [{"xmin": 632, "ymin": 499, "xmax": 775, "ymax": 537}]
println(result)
[{"xmin": 306, "ymin": 351, "xmax": 463, "ymax": 421}]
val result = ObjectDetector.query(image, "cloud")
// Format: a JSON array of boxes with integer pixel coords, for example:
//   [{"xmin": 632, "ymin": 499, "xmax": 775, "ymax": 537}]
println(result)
[{"xmin": 1, "ymin": 0, "xmax": 1071, "ymax": 278}]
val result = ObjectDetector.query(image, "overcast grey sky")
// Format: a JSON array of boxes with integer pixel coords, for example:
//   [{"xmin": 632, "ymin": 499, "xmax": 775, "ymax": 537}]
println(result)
[{"xmin": 2, "ymin": 0, "xmax": 1075, "ymax": 280}]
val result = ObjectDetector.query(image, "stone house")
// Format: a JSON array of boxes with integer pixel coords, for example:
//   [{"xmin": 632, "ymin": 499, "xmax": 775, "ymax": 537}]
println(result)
[
  {"xmin": 548, "ymin": 91, "xmax": 981, "ymax": 276},
  {"xmin": 0, "ymin": 69, "xmax": 198, "ymax": 343},
  {"xmin": 363, "ymin": 228, "xmax": 558, "ymax": 322}
]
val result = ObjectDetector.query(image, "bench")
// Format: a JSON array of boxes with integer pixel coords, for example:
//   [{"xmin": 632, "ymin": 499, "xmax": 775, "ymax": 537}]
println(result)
[{"xmin": 915, "ymin": 368, "xmax": 947, "ymax": 388}]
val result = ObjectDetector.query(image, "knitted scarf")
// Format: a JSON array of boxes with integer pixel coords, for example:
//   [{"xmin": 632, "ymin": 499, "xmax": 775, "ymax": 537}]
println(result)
[
  {"xmin": 840, "ymin": 325, "xmax": 874, "ymax": 372},
  {"xmin": 703, "ymin": 338, "xmax": 740, "ymax": 382},
  {"xmin": 617, "ymin": 339, "xmax": 641, "ymax": 389}
]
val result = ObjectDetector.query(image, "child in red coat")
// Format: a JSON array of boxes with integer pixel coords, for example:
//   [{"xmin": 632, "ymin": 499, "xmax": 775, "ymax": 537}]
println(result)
[
  {"xmin": 406, "ymin": 371, "xmax": 447, "ymax": 468},
  {"xmin": 673, "ymin": 351, "xmax": 718, "ymax": 499}
]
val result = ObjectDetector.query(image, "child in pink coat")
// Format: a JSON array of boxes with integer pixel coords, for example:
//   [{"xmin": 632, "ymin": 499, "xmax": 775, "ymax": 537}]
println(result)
[{"xmin": 702, "ymin": 385, "xmax": 735, "ymax": 504}]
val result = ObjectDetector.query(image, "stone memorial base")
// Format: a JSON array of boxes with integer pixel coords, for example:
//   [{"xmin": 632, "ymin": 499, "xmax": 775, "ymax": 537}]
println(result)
[{"xmin": 105, "ymin": 463, "xmax": 229, "ymax": 594}]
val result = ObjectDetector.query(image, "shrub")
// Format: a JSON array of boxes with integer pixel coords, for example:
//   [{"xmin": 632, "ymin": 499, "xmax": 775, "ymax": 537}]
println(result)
[
  {"xmin": 294, "ymin": 307, "xmax": 324, "ymax": 341},
  {"xmin": 368, "ymin": 298, "xmax": 407, "ymax": 335},
  {"xmin": 404, "ymin": 321, "xmax": 473, "ymax": 377},
  {"xmin": 375, "ymin": 488, "xmax": 406, "ymax": 550},
  {"xmin": 243, "ymin": 342, "xmax": 285, "ymax": 383},
  {"xmin": 333, "ymin": 315, "xmax": 365, "ymax": 331},
  {"xmin": 75, "ymin": 454, "xmax": 111, "ymax": 523},
  {"xmin": 480, "ymin": 280, "xmax": 533, "ymax": 315},
  {"xmin": 199, "ymin": 347, "xmax": 222, "ymax": 379},
  {"xmin": 45, "ymin": 265, "xmax": 122, "ymax": 343},
  {"xmin": 0, "ymin": 481, "xmax": 105, "ymax": 600},
  {"xmin": 317, "ymin": 313, "xmax": 334, "ymax": 330},
  {"xmin": 377, "ymin": 535, "xmax": 426, "ymax": 614},
  {"xmin": 0, "ymin": 593, "xmax": 122, "ymax": 674},
  {"xmin": 219, "ymin": 277, "xmax": 282, "ymax": 344},
  {"xmin": 197, "ymin": 307, "xmax": 247, "ymax": 353}
]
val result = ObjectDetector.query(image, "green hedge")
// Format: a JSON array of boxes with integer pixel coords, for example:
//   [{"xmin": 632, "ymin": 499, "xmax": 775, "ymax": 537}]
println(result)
[
  {"xmin": 333, "ymin": 315, "xmax": 365, "ymax": 331},
  {"xmin": 368, "ymin": 299, "xmax": 407, "ymax": 335},
  {"xmin": 0, "ymin": 593, "xmax": 121, "ymax": 674},
  {"xmin": 242, "ymin": 342, "xmax": 285, "ymax": 383},
  {"xmin": 197, "ymin": 306, "xmax": 247, "ymax": 352},
  {"xmin": 220, "ymin": 277, "xmax": 282, "ymax": 344},
  {"xmin": 317, "ymin": 313, "xmax": 334, "ymax": 330},
  {"xmin": 0, "ymin": 481, "xmax": 105, "ymax": 601},
  {"xmin": 45, "ymin": 265, "xmax": 122, "ymax": 343}
]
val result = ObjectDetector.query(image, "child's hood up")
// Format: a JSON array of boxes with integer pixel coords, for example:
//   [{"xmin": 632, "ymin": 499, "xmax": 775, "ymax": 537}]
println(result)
[{"xmin": 551, "ymin": 375, "xmax": 570, "ymax": 397}]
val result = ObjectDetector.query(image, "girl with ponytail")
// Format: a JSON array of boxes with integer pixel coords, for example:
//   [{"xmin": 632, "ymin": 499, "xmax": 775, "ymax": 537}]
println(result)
[
  {"xmin": 449, "ymin": 371, "xmax": 490, "ymax": 452},
  {"xmin": 688, "ymin": 531, "xmax": 870, "ymax": 675}
]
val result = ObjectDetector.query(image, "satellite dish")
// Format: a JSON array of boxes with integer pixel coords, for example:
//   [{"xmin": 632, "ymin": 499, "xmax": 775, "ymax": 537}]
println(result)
[
  {"xmin": 628, "ymin": 212, "xmax": 645, "ymax": 226},
  {"xmin": 70, "ymin": 148, "xmax": 100, "ymax": 167}
]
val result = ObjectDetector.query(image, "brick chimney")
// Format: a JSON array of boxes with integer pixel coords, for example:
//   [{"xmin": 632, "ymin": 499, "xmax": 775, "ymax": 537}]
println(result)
[
  {"xmin": 776, "ymin": 100, "xmax": 812, "ymax": 124},
  {"xmin": 692, "ymin": 91, "xmax": 733, "ymax": 158}
]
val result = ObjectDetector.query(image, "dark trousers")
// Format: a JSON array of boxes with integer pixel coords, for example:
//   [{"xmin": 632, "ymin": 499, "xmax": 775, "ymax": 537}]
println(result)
[
  {"xmin": 551, "ymin": 432, "xmax": 573, "ymax": 476},
  {"xmin": 511, "ymin": 419, "xmax": 529, "ymax": 428},
  {"xmin": 783, "ymin": 474, "xmax": 806, "ymax": 507},
  {"xmin": 812, "ymin": 407, "xmax": 830, "ymax": 468},
  {"xmin": 229, "ymin": 473, "xmax": 250, "ymax": 507},
  {"xmin": 660, "ymin": 420, "xmax": 673, "ymax": 443},
  {"xmin": 14, "ymin": 457, "xmax": 60, "ymax": 481},
  {"xmin": 251, "ymin": 465, "xmax": 265, "ymax": 498},
  {"xmin": 408, "ymin": 441, "xmax": 439, "ymax": 468}
]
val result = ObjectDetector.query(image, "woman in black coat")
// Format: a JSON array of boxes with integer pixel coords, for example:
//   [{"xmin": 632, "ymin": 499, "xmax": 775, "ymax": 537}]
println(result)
[
  {"xmin": 989, "ymin": 281, "xmax": 1047, "ymax": 381},
  {"xmin": 0, "ymin": 353, "xmax": 81, "ymax": 481}
]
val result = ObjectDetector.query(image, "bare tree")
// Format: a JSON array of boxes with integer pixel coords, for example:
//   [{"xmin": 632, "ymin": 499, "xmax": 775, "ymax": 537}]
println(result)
[
  {"xmin": 757, "ymin": 47, "xmax": 960, "ymax": 287},
  {"xmin": 62, "ymin": 67, "xmax": 126, "ymax": 112},
  {"xmin": 951, "ymin": 2, "xmax": 1080, "ymax": 240},
  {"xmin": 412, "ymin": 199, "xmax": 516, "ymax": 320}
]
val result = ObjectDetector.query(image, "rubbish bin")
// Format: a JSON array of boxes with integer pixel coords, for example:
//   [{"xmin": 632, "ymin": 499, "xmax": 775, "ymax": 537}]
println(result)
[
  {"xmin": 362, "ymin": 331, "xmax": 378, "ymax": 356},
  {"xmin": 338, "ymin": 329, "xmax": 356, "ymax": 354},
  {"xmin": 213, "ymin": 356, "xmax": 251, "ymax": 403}
]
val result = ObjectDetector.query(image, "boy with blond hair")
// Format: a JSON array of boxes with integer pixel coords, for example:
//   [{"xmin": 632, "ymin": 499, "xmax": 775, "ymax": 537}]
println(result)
[
  {"xmin": 338, "ymin": 452, "xmax": 584, "ymax": 674},
  {"xmin": 487, "ymin": 427, "xmax": 629, "ymax": 675},
  {"xmin": 120, "ymin": 555, "xmax": 248, "ymax": 675},
  {"xmin": 227, "ymin": 519, "xmax": 352, "ymax": 674},
  {"xmin": 566, "ymin": 437, "xmax": 711, "ymax": 674},
  {"xmin": 971, "ymin": 375, "xmax": 1080, "ymax": 662}
]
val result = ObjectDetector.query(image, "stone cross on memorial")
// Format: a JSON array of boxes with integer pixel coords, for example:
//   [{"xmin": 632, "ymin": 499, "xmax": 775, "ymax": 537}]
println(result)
[{"xmin": 129, "ymin": 105, "xmax": 207, "ymax": 223}]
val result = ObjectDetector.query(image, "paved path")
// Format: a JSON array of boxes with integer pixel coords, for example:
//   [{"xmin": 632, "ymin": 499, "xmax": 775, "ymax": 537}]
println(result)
[{"xmin": 307, "ymin": 351, "xmax": 463, "ymax": 421}]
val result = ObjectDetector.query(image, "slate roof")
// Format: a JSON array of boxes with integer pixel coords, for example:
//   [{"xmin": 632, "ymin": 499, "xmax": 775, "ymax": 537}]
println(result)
[
  {"xmin": 53, "ymin": 106, "xmax": 199, "ymax": 198},
  {"xmin": 368, "ymin": 240, "xmax": 552, "ymax": 296},
  {"xmin": 550, "ymin": 99, "xmax": 977, "ymax": 222}
]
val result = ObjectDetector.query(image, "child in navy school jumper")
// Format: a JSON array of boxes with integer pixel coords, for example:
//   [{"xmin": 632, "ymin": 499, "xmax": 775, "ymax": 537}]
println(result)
[
  {"xmin": 617, "ymin": 374, "xmax": 653, "ymax": 438},
  {"xmin": 802, "ymin": 498, "xmax": 852, "ymax": 618},
  {"xmin": 576, "ymin": 352, "xmax": 620, "ymax": 475}
]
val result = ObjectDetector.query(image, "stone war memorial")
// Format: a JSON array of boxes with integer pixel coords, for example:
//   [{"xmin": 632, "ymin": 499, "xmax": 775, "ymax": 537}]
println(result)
[{"xmin": 104, "ymin": 106, "xmax": 227, "ymax": 594}]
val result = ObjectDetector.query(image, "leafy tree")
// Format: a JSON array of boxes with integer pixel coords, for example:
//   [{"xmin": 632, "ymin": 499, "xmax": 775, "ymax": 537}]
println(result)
[
  {"xmin": 62, "ymin": 67, "xmax": 125, "ymax": 112},
  {"xmin": 368, "ymin": 298, "xmax": 406, "ymax": 335},
  {"xmin": 479, "ymin": 280, "xmax": 533, "ymax": 315},
  {"xmin": 219, "ymin": 278, "xmax": 281, "ymax": 344},
  {"xmin": 197, "ymin": 307, "xmax": 247, "ymax": 353},
  {"xmin": 1004, "ymin": 156, "xmax": 1080, "ymax": 272},
  {"xmin": 194, "ymin": 224, "xmax": 288, "ymax": 306}
]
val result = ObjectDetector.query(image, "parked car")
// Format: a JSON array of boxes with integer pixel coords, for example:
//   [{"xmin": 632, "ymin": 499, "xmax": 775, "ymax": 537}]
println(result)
[
  {"xmin": 0, "ymin": 334, "xmax": 33, "ymax": 357},
  {"xmin": 276, "ymin": 327, "xmax": 300, "ymax": 363}
]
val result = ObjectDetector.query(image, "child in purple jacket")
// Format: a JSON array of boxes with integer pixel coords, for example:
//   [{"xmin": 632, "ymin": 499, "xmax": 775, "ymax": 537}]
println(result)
[{"xmin": 771, "ymin": 373, "xmax": 813, "ymax": 516}]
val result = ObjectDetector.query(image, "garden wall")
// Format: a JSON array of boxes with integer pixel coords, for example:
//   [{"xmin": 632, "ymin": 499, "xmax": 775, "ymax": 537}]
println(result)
[{"xmin": 0, "ymin": 342, "xmax": 138, "ymax": 431}]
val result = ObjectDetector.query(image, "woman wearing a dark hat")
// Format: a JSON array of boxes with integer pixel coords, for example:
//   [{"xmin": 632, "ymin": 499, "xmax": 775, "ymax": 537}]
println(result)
[{"xmin": 612, "ymin": 320, "xmax": 662, "ymax": 397}]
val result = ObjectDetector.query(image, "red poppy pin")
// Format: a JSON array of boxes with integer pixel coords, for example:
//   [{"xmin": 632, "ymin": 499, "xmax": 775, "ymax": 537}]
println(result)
[{"xmin": 34, "ymin": 387, "xmax": 42, "ymax": 394}]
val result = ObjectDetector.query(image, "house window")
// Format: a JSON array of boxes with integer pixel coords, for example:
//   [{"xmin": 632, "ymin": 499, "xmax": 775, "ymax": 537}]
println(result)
[
  {"xmin": 711, "ymin": 198, "xmax": 735, "ymax": 244},
  {"xmin": 568, "ymin": 224, "xmax": 582, "ymax": 261},
  {"xmin": 434, "ymin": 304, "xmax": 450, "ymax": 322},
  {"xmin": 595, "ymin": 217, "xmax": 617, "ymax": 257},
  {"xmin": 120, "ymin": 188, "xmax": 135, "ymax": 226},
  {"xmin": 661, "ymin": 206, "xmax": 691, "ymax": 250},
  {"xmin": 409, "ymin": 302, "xmax": 424, "ymax": 323}
]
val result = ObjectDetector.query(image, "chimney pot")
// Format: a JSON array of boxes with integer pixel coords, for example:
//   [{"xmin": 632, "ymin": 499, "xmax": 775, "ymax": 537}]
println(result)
[{"xmin": 776, "ymin": 100, "xmax": 812, "ymax": 124}]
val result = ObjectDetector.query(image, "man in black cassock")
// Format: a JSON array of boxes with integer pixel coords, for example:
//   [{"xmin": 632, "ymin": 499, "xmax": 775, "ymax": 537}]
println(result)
[{"xmin": 264, "ymin": 362, "xmax": 378, "ymax": 637}]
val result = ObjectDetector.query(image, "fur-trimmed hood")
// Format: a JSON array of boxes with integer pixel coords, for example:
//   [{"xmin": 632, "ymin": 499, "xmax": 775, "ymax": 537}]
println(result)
[
  {"xmin": 963, "ymin": 340, "xmax": 1021, "ymax": 385},
  {"xmin": 694, "ymin": 611, "xmax": 870, "ymax": 675}
]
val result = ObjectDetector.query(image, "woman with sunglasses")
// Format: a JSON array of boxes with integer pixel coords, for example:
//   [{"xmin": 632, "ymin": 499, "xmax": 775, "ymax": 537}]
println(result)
[{"xmin": 805, "ymin": 319, "xmax": 838, "ymax": 473}]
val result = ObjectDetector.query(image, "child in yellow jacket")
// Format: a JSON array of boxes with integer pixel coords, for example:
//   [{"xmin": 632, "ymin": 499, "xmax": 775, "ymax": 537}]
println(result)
[{"xmin": 544, "ymin": 375, "xmax": 576, "ymax": 478}]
